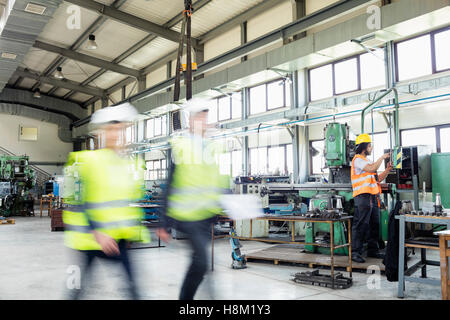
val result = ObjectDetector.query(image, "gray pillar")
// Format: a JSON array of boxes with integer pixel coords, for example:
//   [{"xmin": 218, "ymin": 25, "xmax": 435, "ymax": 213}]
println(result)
[
  {"xmin": 138, "ymin": 75, "xmax": 146, "ymax": 92},
  {"xmin": 101, "ymin": 96, "xmax": 108, "ymax": 108},
  {"xmin": 242, "ymin": 87, "xmax": 249, "ymax": 176},
  {"xmin": 193, "ymin": 44, "xmax": 204, "ymax": 81},
  {"xmin": 291, "ymin": 0, "xmax": 306, "ymax": 41},
  {"xmin": 240, "ymin": 22, "xmax": 248, "ymax": 62}
]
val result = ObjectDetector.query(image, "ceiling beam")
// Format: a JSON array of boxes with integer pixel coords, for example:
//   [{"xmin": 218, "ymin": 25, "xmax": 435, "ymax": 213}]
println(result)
[
  {"xmin": 33, "ymin": 41, "xmax": 141, "ymax": 78},
  {"xmin": 64, "ymin": 0, "xmax": 201, "ymax": 50},
  {"xmin": 198, "ymin": 0, "xmax": 285, "ymax": 44},
  {"xmin": 14, "ymin": 68, "xmax": 105, "ymax": 97},
  {"xmin": 73, "ymin": 0, "xmax": 213, "ymax": 104},
  {"xmin": 31, "ymin": 0, "xmax": 129, "ymax": 92}
]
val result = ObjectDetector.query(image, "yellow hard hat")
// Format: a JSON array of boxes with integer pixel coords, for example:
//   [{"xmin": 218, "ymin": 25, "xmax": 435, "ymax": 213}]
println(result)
[{"xmin": 355, "ymin": 133, "xmax": 372, "ymax": 145}]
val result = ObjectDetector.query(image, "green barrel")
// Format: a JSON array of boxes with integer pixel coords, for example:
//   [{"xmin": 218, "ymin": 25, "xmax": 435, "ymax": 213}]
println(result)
[{"xmin": 431, "ymin": 153, "xmax": 450, "ymax": 208}]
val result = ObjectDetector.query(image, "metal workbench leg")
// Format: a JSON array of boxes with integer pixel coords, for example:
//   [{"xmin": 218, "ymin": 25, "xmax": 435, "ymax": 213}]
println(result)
[
  {"xmin": 421, "ymin": 248, "xmax": 427, "ymax": 278},
  {"xmin": 398, "ymin": 215, "xmax": 405, "ymax": 298},
  {"xmin": 330, "ymin": 221, "xmax": 335, "ymax": 289}
]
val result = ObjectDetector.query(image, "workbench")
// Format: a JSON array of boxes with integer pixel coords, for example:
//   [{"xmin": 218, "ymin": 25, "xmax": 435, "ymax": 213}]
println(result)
[
  {"xmin": 397, "ymin": 214, "xmax": 450, "ymax": 298},
  {"xmin": 211, "ymin": 215, "xmax": 353, "ymax": 289}
]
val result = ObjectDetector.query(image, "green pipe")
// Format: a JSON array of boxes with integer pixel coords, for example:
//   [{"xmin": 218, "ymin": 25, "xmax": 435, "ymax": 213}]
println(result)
[{"xmin": 361, "ymin": 88, "xmax": 399, "ymax": 148}]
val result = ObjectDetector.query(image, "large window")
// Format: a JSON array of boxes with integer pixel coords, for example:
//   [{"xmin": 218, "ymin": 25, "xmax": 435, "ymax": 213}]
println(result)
[
  {"xmin": 146, "ymin": 115, "xmax": 167, "ymax": 139},
  {"xmin": 369, "ymin": 132, "xmax": 390, "ymax": 171},
  {"xmin": 360, "ymin": 51, "xmax": 385, "ymax": 89},
  {"xmin": 440, "ymin": 127, "xmax": 450, "ymax": 153},
  {"xmin": 309, "ymin": 51, "xmax": 385, "ymax": 102},
  {"xmin": 310, "ymin": 140, "xmax": 328, "ymax": 175},
  {"xmin": 208, "ymin": 92, "xmax": 243, "ymax": 123},
  {"xmin": 231, "ymin": 92, "xmax": 242, "ymax": 120},
  {"xmin": 215, "ymin": 150, "xmax": 242, "ymax": 177},
  {"xmin": 401, "ymin": 127, "xmax": 437, "ymax": 152},
  {"xmin": 396, "ymin": 27, "xmax": 450, "ymax": 81},
  {"xmin": 249, "ymin": 144, "xmax": 292, "ymax": 175},
  {"xmin": 145, "ymin": 159, "xmax": 167, "ymax": 181},
  {"xmin": 125, "ymin": 124, "xmax": 135, "ymax": 144},
  {"xmin": 249, "ymin": 79, "xmax": 291, "ymax": 115},
  {"xmin": 434, "ymin": 28, "xmax": 450, "ymax": 72},
  {"xmin": 396, "ymin": 34, "xmax": 432, "ymax": 81},
  {"xmin": 334, "ymin": 57, "xmax": 359, "ymax": 94},
  {"xmin": 218, "ymin": 96, "xmax": 231, "ymax": 121},
  {"xmin": 309, "ymin": 64, "xmax": 333, "ymax": 101}
]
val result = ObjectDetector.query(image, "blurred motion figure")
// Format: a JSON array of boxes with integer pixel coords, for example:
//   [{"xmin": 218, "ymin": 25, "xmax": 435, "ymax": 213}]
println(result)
[
  {"xmin": 157, "ymin": 101, "xmax": 229, "ymax": 300},
  {"xmin": 63, "ymin": 103, "xmax": 149, "ymax": 299}
]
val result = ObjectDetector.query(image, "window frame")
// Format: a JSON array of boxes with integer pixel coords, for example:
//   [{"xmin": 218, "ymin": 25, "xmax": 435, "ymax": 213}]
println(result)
[
  {"xmin": 145, "ymin": 159, "xmax": 168, "ymax": 181},
  {"xmin": 249, "ymin": 78, "xmax": 290, "ymax": 116},
  {"xmin": 249, "ymin": 144, "xmax": 292, "ymax": 176},
  {"xmin": 308, "ymin": 51, "xmax": 382, "ymax": 102},
  {"xmin": 394, "ymin": 26, "xmax": 450, "ymax": 82},
  {"xmin": 145, "ymin": 115, "xmax": 167, "ymax": 140}
]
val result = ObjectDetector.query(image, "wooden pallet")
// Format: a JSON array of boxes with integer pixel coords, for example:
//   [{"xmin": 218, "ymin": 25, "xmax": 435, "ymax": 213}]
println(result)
[
  {"xmin": 245, "ymin": 244, "xmax": 385, "ymax": 272},
  {"xmin": 0, "ymin": 218, "xmax": 15, "ymax": 225}
]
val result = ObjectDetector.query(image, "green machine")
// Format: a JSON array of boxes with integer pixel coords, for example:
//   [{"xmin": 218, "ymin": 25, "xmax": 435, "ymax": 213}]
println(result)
[
  {"xmin": 303, "ymin": 122, "xmax": 355, "ymax": 255},
  {"xmin": 0, "ymin": 155, "xmax": 36, "ymax": 217},
  {"xmin": 431, "ymin": 153, "xmax": 450, "ymax": 209}
]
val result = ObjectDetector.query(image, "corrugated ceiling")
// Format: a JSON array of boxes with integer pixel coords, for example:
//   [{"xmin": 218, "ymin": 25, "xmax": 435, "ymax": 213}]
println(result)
[{"xmin": 17, "ymin": 0, "xmax": 272, "ymax": 104}]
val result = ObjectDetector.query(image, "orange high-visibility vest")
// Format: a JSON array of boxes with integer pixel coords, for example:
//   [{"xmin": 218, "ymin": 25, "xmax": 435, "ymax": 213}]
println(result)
[{"xmin": 351, "ymin": 154, "xmax": 382, "ymax": 199}]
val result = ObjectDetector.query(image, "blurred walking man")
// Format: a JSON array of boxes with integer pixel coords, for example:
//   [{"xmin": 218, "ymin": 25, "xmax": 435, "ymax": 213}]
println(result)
[
  {"xmin": 157, "ymin": 102, "xmax": 229, "ymax": 300},
  {"xmin": 63, "ymin": 103, "xmax": 149, "ymax": 299}
]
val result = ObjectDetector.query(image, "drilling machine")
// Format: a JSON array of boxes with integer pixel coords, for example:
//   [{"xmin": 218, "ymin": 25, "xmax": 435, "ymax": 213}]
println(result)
[
  {"xmin": 301, "ymin": 122, "xmax": 355, "ymax": 255},
  {"xmin": 0, "ymin": 155, "xmax": 36, "ymax": 217}
]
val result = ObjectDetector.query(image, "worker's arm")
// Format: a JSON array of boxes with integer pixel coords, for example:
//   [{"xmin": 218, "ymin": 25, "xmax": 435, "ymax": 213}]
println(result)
[
  {"xmin": 363, "ymin": 153, "xmax": 391, "ymax": 173},
  {"xmin": 377, "ymin": 162, "xmax": 393, "ymax": 182}
]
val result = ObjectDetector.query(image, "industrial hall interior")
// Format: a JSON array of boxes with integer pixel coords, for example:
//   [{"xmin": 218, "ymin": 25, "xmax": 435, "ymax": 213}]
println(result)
[{"xmin": 1, "ymin": 0, "xmax": 450, "ymax": 301}]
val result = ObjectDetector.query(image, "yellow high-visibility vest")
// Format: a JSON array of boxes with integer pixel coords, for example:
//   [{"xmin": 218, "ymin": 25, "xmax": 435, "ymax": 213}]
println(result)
[
  {"xmin": 167, "ymin": 135, "xmax": 230, "ymax": 222},
  {"xmin": 63, "ymin": 149, "xmax": 150, "ymax": 250}
]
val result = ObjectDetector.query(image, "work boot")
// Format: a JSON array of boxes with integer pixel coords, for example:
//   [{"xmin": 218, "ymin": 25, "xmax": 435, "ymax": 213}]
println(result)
[
  {"xmin": 367, "ymin": 252, "xmax": 385, "ymax": 259},
  {"xmin": 351, "ymin": 253, "xmax": 365, "ymax": 263}
]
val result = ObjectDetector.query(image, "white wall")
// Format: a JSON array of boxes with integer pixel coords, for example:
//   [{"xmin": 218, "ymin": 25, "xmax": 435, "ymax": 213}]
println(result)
[{"xmin": 0, "ymin": 114, "xmax": 73, "ymax": 175}]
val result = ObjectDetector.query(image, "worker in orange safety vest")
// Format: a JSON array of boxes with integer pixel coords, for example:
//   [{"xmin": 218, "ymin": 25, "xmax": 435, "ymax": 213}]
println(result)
[{"xmin": 350, "ymin": 133, "xmax": 393, "ymax": 263}]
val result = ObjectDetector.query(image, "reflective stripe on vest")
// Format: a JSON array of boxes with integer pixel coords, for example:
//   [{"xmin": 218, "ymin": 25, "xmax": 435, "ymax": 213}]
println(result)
[{"xmin": 351, "ymin": 154, "xmax": 381, "ymax": 198}]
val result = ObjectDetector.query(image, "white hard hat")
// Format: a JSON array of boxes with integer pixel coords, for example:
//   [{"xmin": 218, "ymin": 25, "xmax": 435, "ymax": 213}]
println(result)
[
  {"xmin": 183, "ymin": 97, "xmax": 210, "ymax": 116},
  {"xmin": 90, "ymin": 102, "xmax": 138, "ymax": 125}
]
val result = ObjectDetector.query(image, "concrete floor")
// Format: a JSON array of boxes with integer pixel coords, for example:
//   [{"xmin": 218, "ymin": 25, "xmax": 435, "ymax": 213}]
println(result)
[{"xmin": 0, "ymin": 216, "xmax": 443, "ymax": 300}]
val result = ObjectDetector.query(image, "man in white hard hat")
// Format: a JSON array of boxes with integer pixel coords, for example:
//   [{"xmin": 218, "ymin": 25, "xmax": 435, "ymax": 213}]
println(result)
[
  {"xmin": 156, "ymin": 99, "xmax": 230, "ymax": 300},
  {"xmin": 63, "ymin": 103, "xmax": 150, "ymax": 299}
]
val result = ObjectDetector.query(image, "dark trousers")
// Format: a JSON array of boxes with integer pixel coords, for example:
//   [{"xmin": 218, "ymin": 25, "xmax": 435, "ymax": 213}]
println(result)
[
  {"xmin": 352, "ymin": 194, "xmax": 380, "ymax": 257},
  {"xmin": 68, "ymin": 240, "xmax": 138, "ymax": 300},
  {"xmin": 175, "ymin": 218, "xmax": 213, "ymax": 300}
]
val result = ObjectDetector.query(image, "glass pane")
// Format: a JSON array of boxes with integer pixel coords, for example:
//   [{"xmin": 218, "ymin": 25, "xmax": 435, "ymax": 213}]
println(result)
[
  {"xmin": 370, "ymin": 132, "xmax": 389, "ymax": 171},
  {"xmin": 267, "ymin": 81, "xmax": 284, "ymax": 110},
  {"xmin": 286, "ymin": 144, "xmax": 293, "ymax": 174},
  {"xmin": 146, "ymin": 161, "xmax": 153, "ymax": 170},
  {"xmin": 435, "ymin": 29, "xmax": 450, "ymax": 72},
  {"xmin": 397, "ymin": 35, "xmax": 432, "ymax": 81},
  {"xmin": 232, "ymin": 92, "xmax": 242, "ymax": 119},
  {"xmin": 311, "ymin": 140, "xmax": 328, "ymax": 175},
  {"xmin": 231, "ymin": 150, "xmax": 242, "ymax": 177},
  {"xmin": 268, "ymin": 146, "xmax": 285, "ymax": 175},
  {"xmin": 218, "ymin": 97, "xmax": 231, "ymax": 121},
  {"xmin": 146, "ymin": 119, "xmax": 154, "ymax": 139},
  {"xmin": 250, "ymin": 147, "xmax": 267, "ymax": 175},
  {"xmin": 161, "ymin": 159, "xmax": 167, "ymax": 169},
  {"xmin": 440, "ymin": 128, "xmax": 450, "ymax": 153},
  {"xmin": 285, "ymin": 82, "xmax": 291, "ymax": 107},
  {"xmin": 154, "ymin": 117, "xmax": 162, "ymax": 136},
  {"xmin": 250, "ymin": 84, "xmax": 266, "ymax": 115},
  {"xmin": 126, "ymin": 126, "xmax": 132, "ymax": 143},
  {"xmin": 309, "ymin": 64, "xmax": 333, "ymax": 101},
  {"xmin": 161, "ymin": 115, "xmax": 167, "ymax": 136},
  {"xmin": 401, "ymin": 128, "xmax": 436, "ymax": 152},
  {"xmin": 360, "ymin": 51, "xmax": 385, "ymax": 89},
  {"xmin": 219, "ymin": 152, "xmax": 231, "ymax": 175},
  {"xmin": 208, "ymin": 103, "xmax": 217, "ymax": 124},
  {"xmin": 334, "ymin": 58, "xmax": 358, "ymax": 94}
]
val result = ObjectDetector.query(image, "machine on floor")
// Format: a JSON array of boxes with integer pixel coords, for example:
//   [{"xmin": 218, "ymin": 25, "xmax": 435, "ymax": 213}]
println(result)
[{"xmin": 0, "ymin": 155, "xmax": 35, "ymax": 217}]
